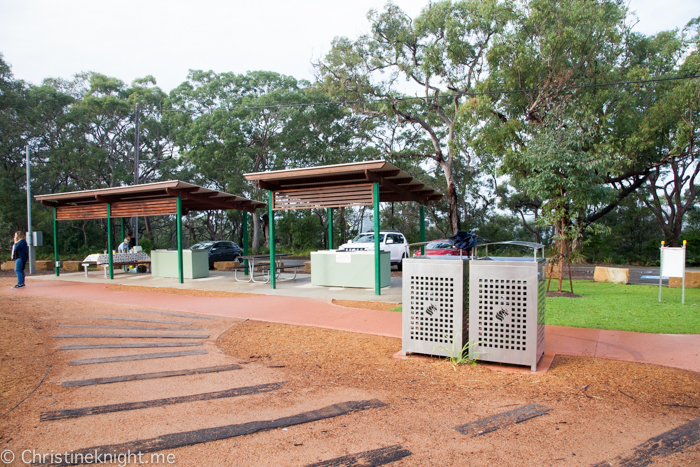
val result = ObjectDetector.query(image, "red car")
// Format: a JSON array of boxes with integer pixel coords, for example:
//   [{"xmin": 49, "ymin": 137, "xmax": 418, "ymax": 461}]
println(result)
[{"xmin": 413, "ymin": 240, "xmax": 470, "ymax": 257}]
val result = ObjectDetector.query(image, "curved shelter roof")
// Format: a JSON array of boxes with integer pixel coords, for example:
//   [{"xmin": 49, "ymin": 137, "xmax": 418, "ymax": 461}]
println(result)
[
  {"xmin": 35, "ymin": 181, "xmax": 265, "ymax": 220},
  {"xmin": 244, "ymin": 160, "xmax": 442, "ymax": 210}
]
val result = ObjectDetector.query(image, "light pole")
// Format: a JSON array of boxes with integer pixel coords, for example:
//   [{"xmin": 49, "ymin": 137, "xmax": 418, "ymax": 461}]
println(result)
[
  {"xmin": 132, "ymin": 104, "xmax": 140, "ymax": 245},
  {"xmin": 26, "ymin": 147, "xmax": 36, "ymax": 274}
]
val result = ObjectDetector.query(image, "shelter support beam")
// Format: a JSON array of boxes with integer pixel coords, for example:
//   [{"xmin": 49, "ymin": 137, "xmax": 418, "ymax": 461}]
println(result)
[
  {"xmin": 243, "ymin": 211, "xmax": 249, "ymax": 275},
  {"xmin": 177, "ymin": 197, "xmax": 183, "ymax": 284},
  {"xmin": 420, "ymin": 204, "xmax": 426, "ymax": 256},
  {"xmin": 328, "ymin": 207, "xmax": 333, "ymax": 250},
  {"xmin": 373, "ymin": 182, "xmax": 381, "ymax": 296},
  {"xmin": 53, "ymin": 207, "xmax": 59, "ymax": 276},
  {"xmin": 269, "ymin": 191, "xmax": 276, "ymax": 289},
  {"xmin": 107, "ymin": 204, "xmax": 113, "ymax": 279}
]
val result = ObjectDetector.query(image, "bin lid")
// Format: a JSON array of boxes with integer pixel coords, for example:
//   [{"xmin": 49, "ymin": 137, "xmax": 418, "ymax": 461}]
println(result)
[
  {"xmin": 478, "ymin": 256, "xmax": 546, "ymax": 263},
  {"xmin": 476, "ymin": 240, "xmax": 544, "ymax": 250}
]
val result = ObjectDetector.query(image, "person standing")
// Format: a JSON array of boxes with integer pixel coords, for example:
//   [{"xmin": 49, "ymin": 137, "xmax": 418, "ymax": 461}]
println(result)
[{"xmin": 11, "ymin": 231, "xmax": 28, "ymax": 289}]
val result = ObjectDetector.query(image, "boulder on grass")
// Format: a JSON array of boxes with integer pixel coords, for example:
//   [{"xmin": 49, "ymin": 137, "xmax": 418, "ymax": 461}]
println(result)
[
  {"xmin": 1, "ymin": 261, "xmax": 14, "ymax": 271},
  {"xmin": 214, "ymin": 261, "xmax": 240, "ymax": 271},
  {"xmin": 62, "ymin": 261, "xmax": 82, "ymax": 272},
  {"xmin": 669, "ymin": 271, "xmax": 700, "ymax": 288},
  {"xmin": 545, "ymin": 263, "xmax": 561, "ymax": 279},
  {"xmin": 593, "ymin": 266, "xmax": 629, "ymax": 284},
  {"xmin": 303, "ymin": 261, "xmax": 311, "ymax": 274},
  {"xmin": 35, "ymin": 260, "xmax": 52, "ymax": 270}
]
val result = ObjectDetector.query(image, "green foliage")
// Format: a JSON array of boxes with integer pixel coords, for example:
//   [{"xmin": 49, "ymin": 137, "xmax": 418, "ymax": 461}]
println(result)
[
  {"xmin": 434, "ymin": 336, "xmax": 482, "ymax": 370},
  {"xmin": 546, "ymin": 280, "xmax": 700, "ymax": 333},
  {"xmin": 0, "ymin": 5, "xmax": 698, "ymax": 266},
  {"xmin": 582, "ymin": 197, "xmax": 663, "ymax": 265},
  {"xmin": 317, "ymin": 0, "xmax": 513, "ymax": 234}
]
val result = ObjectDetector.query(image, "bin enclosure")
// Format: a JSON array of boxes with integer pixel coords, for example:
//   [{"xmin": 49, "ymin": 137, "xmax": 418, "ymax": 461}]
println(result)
[
  {"xmin": 469, "ymin": 259, "xmax": 545, "ymax": 371},
  {"xmin": 402, "ymin": 257, "xmax": 469, "ymax": 358}
]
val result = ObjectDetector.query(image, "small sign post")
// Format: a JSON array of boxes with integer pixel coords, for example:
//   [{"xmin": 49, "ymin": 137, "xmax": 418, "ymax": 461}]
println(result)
[{"xmin": 659, "ymin": 240, "xmax": 687, "ymax": 304}]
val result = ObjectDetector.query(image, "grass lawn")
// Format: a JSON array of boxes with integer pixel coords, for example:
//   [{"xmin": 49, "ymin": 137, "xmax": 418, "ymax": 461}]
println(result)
[
  {"xmin": 546, "ymin": 280, "xmax": 700, "ymax": 334},
  {"xmin": 391, "ymin": 280, "xmax": 700, "ymax": 333}
]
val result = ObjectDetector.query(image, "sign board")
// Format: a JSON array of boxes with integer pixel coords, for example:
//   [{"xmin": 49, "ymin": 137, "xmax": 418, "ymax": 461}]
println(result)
[
  {"xmin": 660, "ymin": 247, "xmax": 685, "ymax": 278},
  {"xmin": 659, "ymin": 242, "xmax": 687, "ymax": 304}
]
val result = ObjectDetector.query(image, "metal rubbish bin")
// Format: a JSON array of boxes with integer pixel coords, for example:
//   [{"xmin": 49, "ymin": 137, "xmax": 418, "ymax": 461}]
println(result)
[
  {"xmin": 402, "ymin": 257, "xmax": 470, "ymax": 357},
  {"xmin": 468, "ymin": 257, "xmax": 546, "ymax": 371}
]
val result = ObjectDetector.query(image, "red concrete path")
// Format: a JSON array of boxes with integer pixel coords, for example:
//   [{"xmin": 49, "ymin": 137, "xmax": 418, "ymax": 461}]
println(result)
[
  {"xmin": 14, "ymin": 279, "xmax": 402, "ymax": 337},
  {"xmin": 11, "ymin": 279, "xmax": 700, "ymax": 374}
]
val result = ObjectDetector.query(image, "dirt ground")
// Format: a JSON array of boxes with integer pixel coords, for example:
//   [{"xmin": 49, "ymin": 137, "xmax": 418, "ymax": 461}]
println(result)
[{"xmin": 1, "ymin": 275, "xmax": 699, "ymax": 466}]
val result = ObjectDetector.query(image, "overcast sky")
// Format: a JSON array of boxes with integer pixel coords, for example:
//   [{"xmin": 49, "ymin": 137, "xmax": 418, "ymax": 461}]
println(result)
[{"xmin": 1, "ymin": 0, "xmax": 698, "ymax": 93}]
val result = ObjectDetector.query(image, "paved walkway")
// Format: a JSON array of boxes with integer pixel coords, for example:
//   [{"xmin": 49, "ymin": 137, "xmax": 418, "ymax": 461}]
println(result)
[
  {"xmin": 34, "ymin": 269, "xmax": 404, "ymax": 303},
  {"xmin": 18, "ymin": 278, "xmax": 700, "ymax": 374}
]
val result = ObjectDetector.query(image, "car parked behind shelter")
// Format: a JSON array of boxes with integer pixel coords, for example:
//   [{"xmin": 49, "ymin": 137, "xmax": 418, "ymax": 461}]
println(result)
[
  {"xmin": 189, "ymin": 241, "xmax": 243, "ymax": 269},
  {"xmin": 337, "ymin": 231, "xmax": 409, "ymax": 270}
]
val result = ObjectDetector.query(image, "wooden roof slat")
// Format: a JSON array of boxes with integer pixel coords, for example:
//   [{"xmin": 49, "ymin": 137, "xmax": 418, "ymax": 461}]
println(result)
[
  {"xmin": 35, "ymin": 181, "xmax": 266, "ymax": 215},
  {"xmin": 244, "ymin": 160, "xmax": 443, "ymax": 206},
  {"xmin": 246, "ymin": 160, "xmax": 389, "ymax": 181},
  {"xmin": 365, "ymin": 170, "xmax": 431, "ymax": 205}
]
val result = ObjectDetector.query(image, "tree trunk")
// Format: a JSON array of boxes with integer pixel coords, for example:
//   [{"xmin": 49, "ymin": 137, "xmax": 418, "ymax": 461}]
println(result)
[
  {"xmin": 252, "ymin": 213, "xmax": 260, "ymax": 252},
  {"xmin": 665, "ymin": 229, "xmax": 682, "ymax": 248},
  {"xmin": 447, "ymin": 181, "xmax": 461, "ymax": 235},
  {"xmin": 314, "ymin": 209, "xmax": 328, "ymax": 249},
  {"xmin": 340, "ymin": 207, "xmax": 346, "ymax": 244},
  {"xmin": 439, "ymin": 158, "xmax": 461, "ymax": 235},
  {"xmin": 81, "ymin": 221, "xmax": 88, "ymax": 247}
]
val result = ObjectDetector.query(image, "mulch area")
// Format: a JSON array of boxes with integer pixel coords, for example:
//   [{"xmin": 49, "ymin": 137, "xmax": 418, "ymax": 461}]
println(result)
[
  {"xmin": 217, "ymin": 320, "xmax": 700, "ymax": 410},
  {"xmin": 216, "ymin": 320, "xmax": 700, "ymax": 464},
  {"xmin": 104, "ymin": 284, "xmax": 262, "ymax": 298},
  {"xmin": 331, "ymin": 300, "xmax": 400, "ymax": 311},
  {"xmin": 2, "ymin": 273, "xmax": 700, "ymax": 465},
  {"xmin": 0, "ymin": 301, "xmax": 51, "ymax": 415}
]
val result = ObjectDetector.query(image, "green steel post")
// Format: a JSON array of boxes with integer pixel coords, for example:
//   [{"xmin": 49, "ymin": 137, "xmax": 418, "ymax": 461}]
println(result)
[
  {"xmin": 243, "ymin": 211, "xmax": 249, "ymax": 275},
  {"xmin": 177, "ymin": 196, "xmax": 183, "ymax": 284},
  {"xmin": 107, "ymin": 204, "xmax": 113, "ymax": 279},
  {"xmin": 269, "ymin": 190, "xmax": 276, "ymax": 289},
  {"xmin": 121, "ymin": 218, "xmax": 125, "ymax": 244},
  {"xmin": 328, "ymin": 207, "xmax": 334, "ymax": 250},
  {"xmin": 373, "ymin": 182, "xmax": 381, "ymax": 295},
  {"xmin": 420, "ymin": 204, "xmax": 426, "ymax": 256},
  {"xmin": 53, "ymin": 207, "xmax": 59, "ymax": 276}
]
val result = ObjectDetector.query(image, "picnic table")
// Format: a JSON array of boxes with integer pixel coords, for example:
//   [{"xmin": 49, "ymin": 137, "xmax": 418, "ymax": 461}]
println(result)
[
  {"xmin": 234, "ymin": 254, "xmax": 295, "ymax": 283},
  {"xmin": 82, "ymin": 252, "xmax": 152, "ymax": 277}
]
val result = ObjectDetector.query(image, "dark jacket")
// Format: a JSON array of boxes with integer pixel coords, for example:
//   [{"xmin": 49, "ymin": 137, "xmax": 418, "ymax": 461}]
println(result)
[{"xmin": 12, "ymin": 239, "xmax": 29, "ymax": 264}]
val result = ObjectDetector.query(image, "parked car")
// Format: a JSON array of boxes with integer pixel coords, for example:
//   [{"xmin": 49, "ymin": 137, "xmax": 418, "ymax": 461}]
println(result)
[
  {"xmin": 337, "ymin": 231, "xmax": 409, "ymax": 270},
  {"xmin": 412, "ymin": 239, "xmax": 470, "ymax": 257},
  {"xmin": 189, "ymin": 241, "xmax": 243, "ymax": 269}
]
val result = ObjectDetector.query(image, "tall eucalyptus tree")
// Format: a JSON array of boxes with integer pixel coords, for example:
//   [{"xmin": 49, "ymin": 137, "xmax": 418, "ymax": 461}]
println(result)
[{"xmin": 316, "ymin": 0, "xmax": 512, "ymax": 234}]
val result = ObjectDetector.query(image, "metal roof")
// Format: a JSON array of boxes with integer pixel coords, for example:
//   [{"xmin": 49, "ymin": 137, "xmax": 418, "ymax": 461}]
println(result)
[
  {"xmin": 244, "ymin": 160, "xmax": 443, "ymax": 205},
  {"xmin": 34, "ymin": 181, "xmax": 266, "ymax": 213}
]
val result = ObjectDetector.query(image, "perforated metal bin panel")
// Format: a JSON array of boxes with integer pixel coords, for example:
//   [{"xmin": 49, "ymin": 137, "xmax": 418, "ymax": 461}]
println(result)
[
  {"xmin": 469, "ymin": 259, "xmax": 545, "ymax": 371},
  {"xmin": 402, "ymin": 257, "xmax": 469, "ymax": 357}
]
